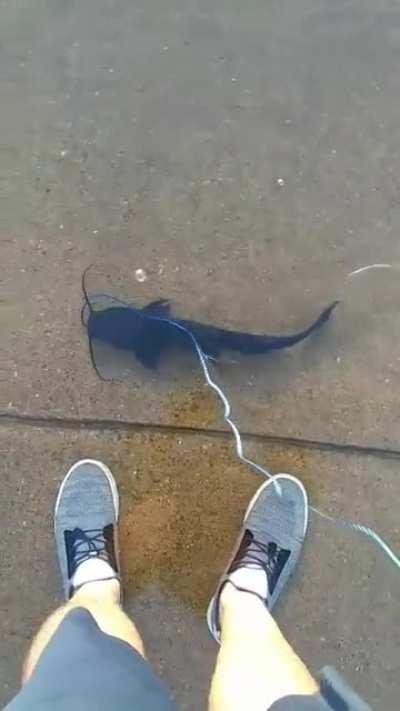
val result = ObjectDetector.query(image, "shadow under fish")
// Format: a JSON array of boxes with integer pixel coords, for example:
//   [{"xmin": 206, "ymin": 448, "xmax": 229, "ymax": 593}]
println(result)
[{"xmin": 81, "ymin": 270, "xmax": 339, "ymax": 377}]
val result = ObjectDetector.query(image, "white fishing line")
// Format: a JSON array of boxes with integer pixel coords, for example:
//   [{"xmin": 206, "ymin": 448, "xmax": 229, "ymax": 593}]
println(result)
[
  {"xmin": 348, "ymin": 264, "xmax": 394, "ymax": 277},
  {"xmin": 85, "ymin": 265, "xmax": 399, "ymax": 571},
  {"xmin": 146, "ymin": 313, "xmax": 399, "ymax": 571}
]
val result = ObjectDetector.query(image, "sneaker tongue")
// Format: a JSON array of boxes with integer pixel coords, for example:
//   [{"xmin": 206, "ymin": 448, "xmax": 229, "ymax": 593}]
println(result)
[{"xmin": 263, "ymin": 541, "xmax": 290, "ymax": 595}]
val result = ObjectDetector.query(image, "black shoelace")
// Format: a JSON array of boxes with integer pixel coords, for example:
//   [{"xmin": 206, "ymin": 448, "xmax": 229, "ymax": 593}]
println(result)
[
  {"xmin": 69, "ymin": 527, "xmax": 110, "ymax": 568},
  {"xmin": 229, "ymin": 534, "xmax": 290, "ymax": 596}
]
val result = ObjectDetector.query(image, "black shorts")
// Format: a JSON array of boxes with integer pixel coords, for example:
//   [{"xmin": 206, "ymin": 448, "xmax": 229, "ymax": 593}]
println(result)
[{"xmin": 4, "ymin": 608, "xmax": 368, "ymax": 711}]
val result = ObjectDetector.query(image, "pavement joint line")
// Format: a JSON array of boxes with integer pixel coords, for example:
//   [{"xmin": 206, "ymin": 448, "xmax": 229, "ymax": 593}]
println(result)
[{"xmin": 1, "ymin": 411, "xmax": 400, "ymax": 462}]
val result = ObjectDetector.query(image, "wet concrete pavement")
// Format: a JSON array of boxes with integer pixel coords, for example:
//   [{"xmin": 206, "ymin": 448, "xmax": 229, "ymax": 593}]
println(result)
[
  {"xmin": 1, "ymin": 0, "xmax": 400, "ymax": 708},
  {"xmin": 1, "ymin": 427, "xmax": 399, "ymax": 708}
]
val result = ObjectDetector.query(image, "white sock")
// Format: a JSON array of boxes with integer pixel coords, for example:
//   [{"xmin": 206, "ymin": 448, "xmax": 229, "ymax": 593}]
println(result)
[
  {"xmin": 72, "ymin": 558, "xmax": 116, "ymax": 590},
  {"xmin": 228, "ymin": 567, "xmax": 269, "ymax": 600}
]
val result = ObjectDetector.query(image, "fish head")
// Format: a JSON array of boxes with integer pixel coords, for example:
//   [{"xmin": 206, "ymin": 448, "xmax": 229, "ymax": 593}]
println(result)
[{"xmin": 87, "ymin": 306, "xmax": 142, "ymax": 349}]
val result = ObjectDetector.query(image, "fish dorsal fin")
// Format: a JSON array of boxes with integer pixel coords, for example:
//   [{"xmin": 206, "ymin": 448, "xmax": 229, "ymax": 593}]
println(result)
[{"xmin": 142, "ymin": 298, "xmax": 171, "ymax": 317}]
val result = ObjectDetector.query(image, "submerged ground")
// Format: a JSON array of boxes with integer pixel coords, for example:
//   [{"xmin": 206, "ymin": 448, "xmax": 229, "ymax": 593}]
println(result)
[{"xmin": 1, "ymin": 1, "xmax": 399, "ymax": 708}]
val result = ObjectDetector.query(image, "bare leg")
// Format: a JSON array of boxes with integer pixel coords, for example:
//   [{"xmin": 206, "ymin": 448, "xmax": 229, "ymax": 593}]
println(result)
[
  {"xmin": 22, "ymin": 579, "xmax": 144, "ymax": 684},
  {"xmin": 209, "ymin": 585, "xmax": 318, "ymax": 711},
  {"xmin": 207, "ymin": 475, "xmax": 320, "ymax": 711},
  {"xmin": 8, "ymin": 460, "xmax": 176, "ymax": 711},
  {"xmin": 20, "ymin": 460, "xmax": 135, "ymax": 683}
]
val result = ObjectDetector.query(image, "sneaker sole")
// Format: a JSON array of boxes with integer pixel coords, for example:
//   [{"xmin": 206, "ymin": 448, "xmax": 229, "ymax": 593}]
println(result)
[{"xmin": 207, "ymin": 473, "xmax": 308, "ymax": 641}]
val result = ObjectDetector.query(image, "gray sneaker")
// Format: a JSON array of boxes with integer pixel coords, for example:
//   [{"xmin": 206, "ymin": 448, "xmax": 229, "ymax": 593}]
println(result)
[
  {"xmin": 207, "ymin": 474, "xmax": 308, "ymax": 642},
  {"xmin": 54, "ymin": 459, "xmax": 120, "ymax": 599}
]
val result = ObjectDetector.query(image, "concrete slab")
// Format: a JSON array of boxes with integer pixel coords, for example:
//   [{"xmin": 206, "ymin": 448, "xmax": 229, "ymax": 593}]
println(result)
[
  {"xmin": 2, "ymin": 0, "xmax": 400, "ymax": 448},
  {"xmin": 0, "ymin": 425, "xmax": 398, "ymax": 709},
  {"xmin": 1, "ymin": 2, "xmax": 400, "ymax": 710}
]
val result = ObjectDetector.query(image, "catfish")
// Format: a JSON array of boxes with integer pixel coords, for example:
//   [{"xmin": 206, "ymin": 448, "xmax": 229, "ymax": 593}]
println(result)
[{"xmin": 82, "ymin": 269, "xmax": 338, "ymax": 372}]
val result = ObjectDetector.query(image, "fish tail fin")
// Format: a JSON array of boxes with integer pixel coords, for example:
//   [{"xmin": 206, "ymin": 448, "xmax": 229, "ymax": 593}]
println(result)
[
  {"xmin": 312, "ymin": 300, "xmax": 340, "ymax": 329},
  {"xmin": 261, "ymin": 300, "xmax": 339, "ymax": 352},
  {"xmin": 289, "ymin": 300, "xmax": 339, "ymax": 344}
]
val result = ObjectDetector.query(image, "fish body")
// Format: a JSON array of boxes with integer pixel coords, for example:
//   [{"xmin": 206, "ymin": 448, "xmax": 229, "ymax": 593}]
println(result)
[{"xmin": 85, "ymin": 296, "xmax": 338, "ymax": 371}]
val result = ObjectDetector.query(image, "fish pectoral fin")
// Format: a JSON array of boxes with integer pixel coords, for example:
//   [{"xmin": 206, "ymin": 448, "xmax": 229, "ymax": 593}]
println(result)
[
  {"xmin": 142, "ymin": 299, "xmax": 171, "ymax": 317},
  {"xmin": 133, "ymin": 340, "xmax": 162, "ymax": 369}
]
